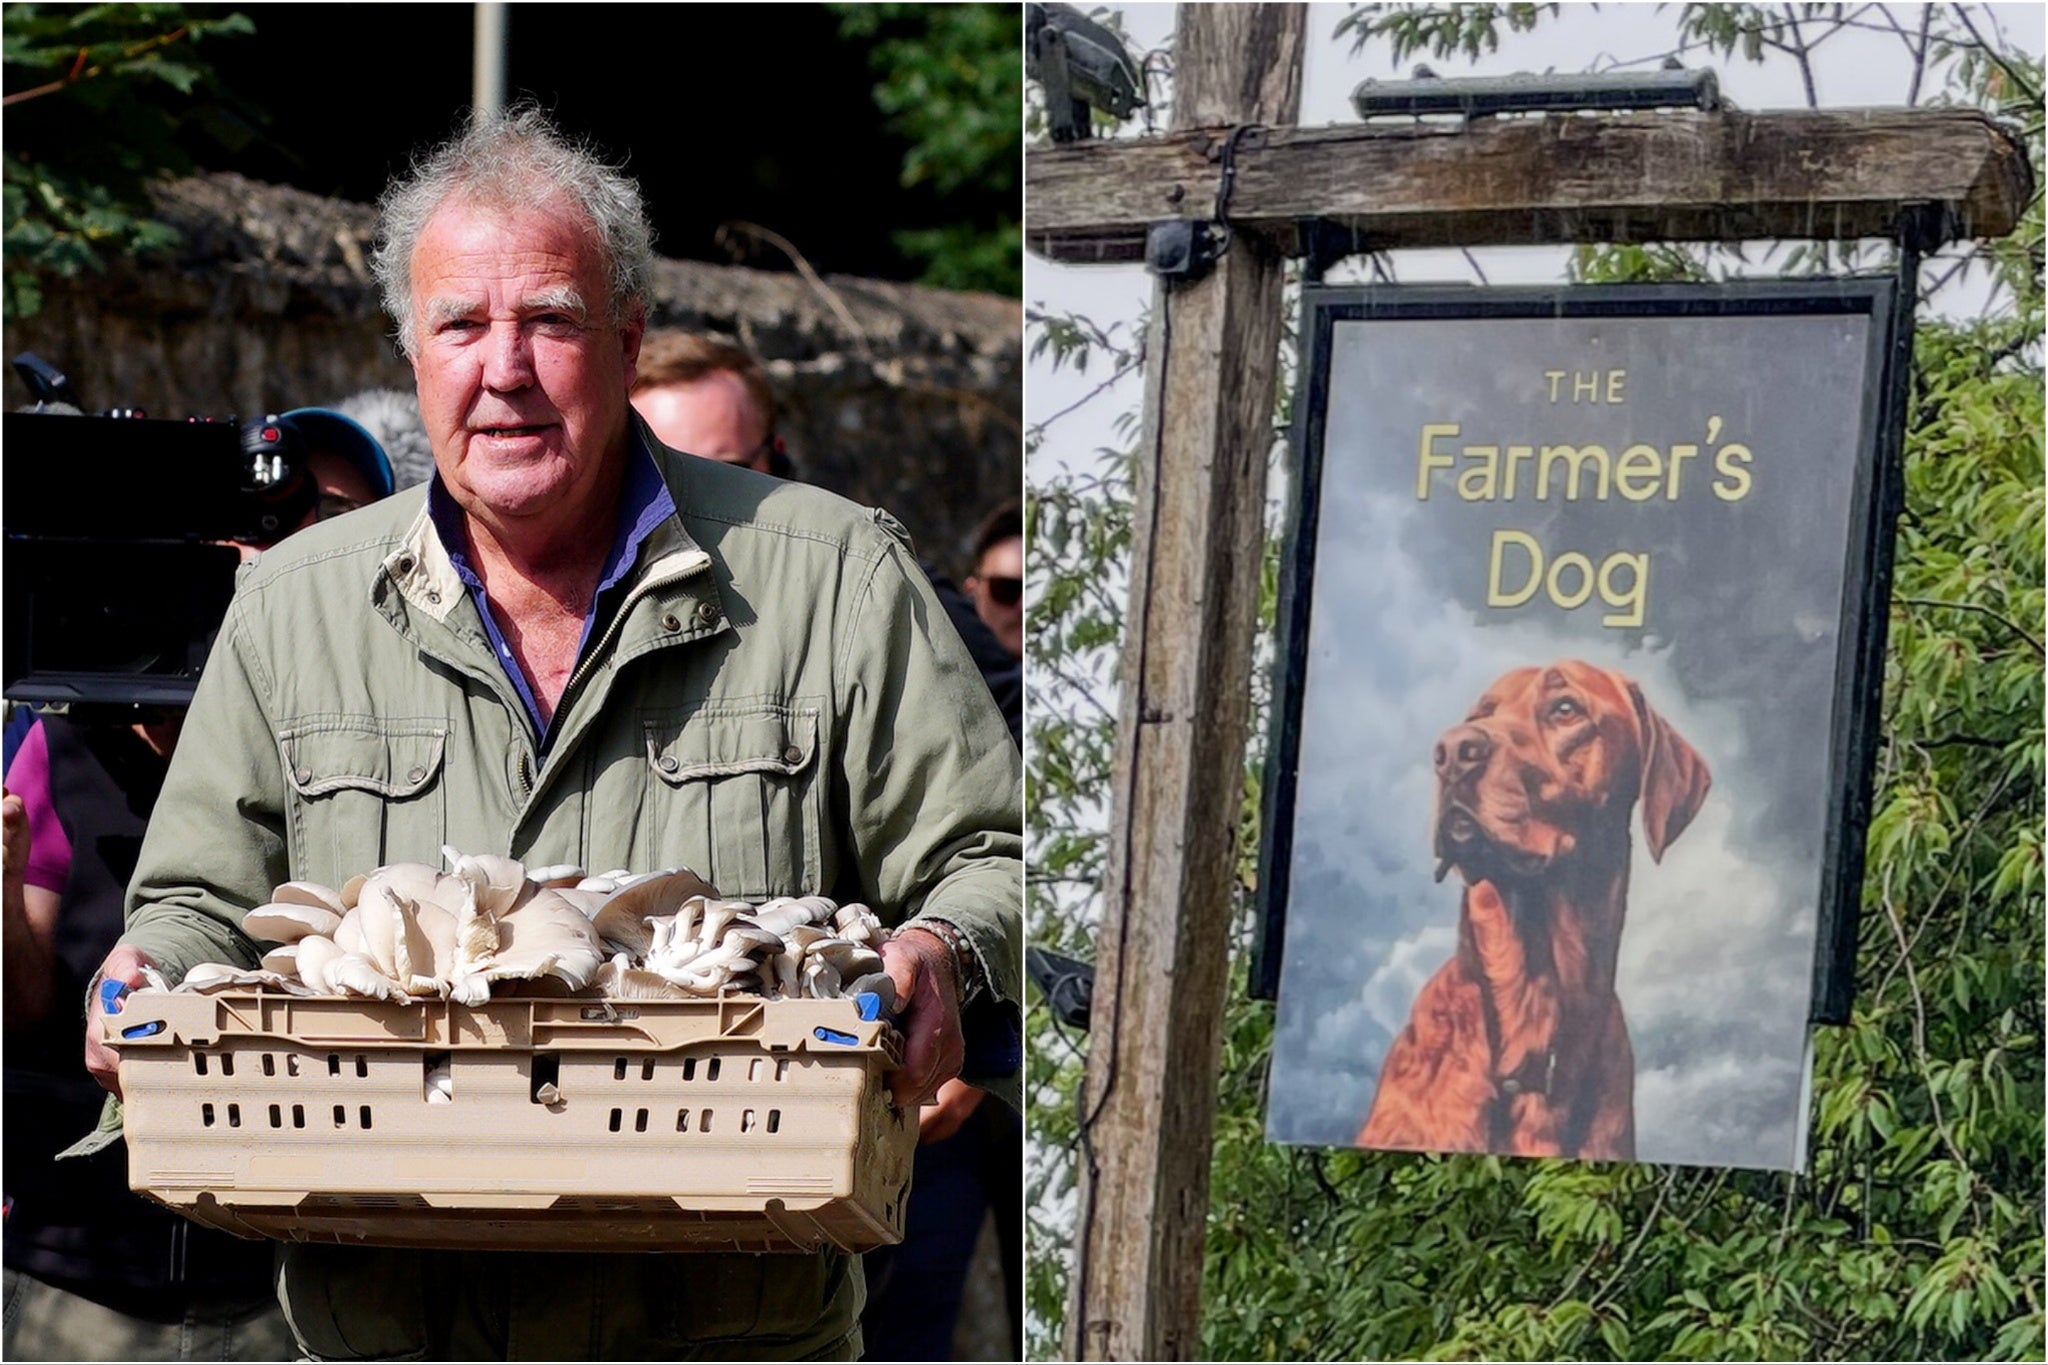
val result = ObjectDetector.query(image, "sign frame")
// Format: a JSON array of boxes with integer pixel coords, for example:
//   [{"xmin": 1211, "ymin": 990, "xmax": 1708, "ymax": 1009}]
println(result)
[{"xmin": 1250, "ymin": 279, "xmax": 1912, "ymax": 1035}]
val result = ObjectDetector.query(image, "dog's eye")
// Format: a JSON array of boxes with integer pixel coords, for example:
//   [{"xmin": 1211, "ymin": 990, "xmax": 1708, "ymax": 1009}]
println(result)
[{"xmin": 1550, "ymin": 697, "xmax": 1583, "ymax": 720}]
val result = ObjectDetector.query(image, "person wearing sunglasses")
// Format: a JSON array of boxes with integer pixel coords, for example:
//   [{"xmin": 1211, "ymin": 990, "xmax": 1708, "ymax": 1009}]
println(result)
[{"xmin": 964, "ymin": 499, "xmax": 1023, "ymax": 661}]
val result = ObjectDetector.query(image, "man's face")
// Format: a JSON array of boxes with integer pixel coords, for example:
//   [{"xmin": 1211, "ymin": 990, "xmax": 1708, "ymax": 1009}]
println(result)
[
  {"xmin": 410, "ymin": 198, "xmax": 644, "ymax": 528},
  {"xmin": 634, "ymin": 371, "xmax": 772, "ymax": 472},
  {"xmin": 305, "ymin": 450, "xmax": 380, "ymax": 524},
  {"xmin": 967, "ymin": 534, "xmax": 1024, "ymax": 659}
]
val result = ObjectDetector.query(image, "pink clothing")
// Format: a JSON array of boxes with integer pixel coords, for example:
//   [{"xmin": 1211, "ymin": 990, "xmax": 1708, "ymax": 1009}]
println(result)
[{"xmin": 4, "ymin": 716, "xmax": 72, "ymax": 893}]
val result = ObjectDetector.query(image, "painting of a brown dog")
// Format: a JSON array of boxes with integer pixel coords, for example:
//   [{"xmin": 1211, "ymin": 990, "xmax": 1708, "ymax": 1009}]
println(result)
[{"xmin": 1358, "ymin": 660, "xmax": 1711, "ymax": 1160}]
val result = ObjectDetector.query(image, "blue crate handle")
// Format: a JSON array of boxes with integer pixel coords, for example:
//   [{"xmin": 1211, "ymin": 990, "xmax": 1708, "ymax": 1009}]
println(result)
[
  {"xmin": 101, "ymin": 979, "xmax": 163, "ymax": 1038},
  {"xmin": 812, "ymin": 1026, "xmax": 860, "ymax": 1047},
  {"xmin": 854, "ymin": 991, "xmax": 884, "ymax": 1022}
]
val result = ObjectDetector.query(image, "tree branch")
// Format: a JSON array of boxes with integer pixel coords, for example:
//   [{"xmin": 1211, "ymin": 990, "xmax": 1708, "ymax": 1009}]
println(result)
[
  {"xmin": 1949, "ymin": 3, "xmax": 2042, "ymax": 106},
  {"xmin": 1895, "ymin": 596, "xmax": 2045, "ymax": 657}
]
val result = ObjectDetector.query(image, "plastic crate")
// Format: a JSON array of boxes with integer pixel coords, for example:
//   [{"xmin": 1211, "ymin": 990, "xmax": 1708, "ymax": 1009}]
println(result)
[{"xmin": 108, "ymin": 989, "xmax": 917, "ymax": 1253}]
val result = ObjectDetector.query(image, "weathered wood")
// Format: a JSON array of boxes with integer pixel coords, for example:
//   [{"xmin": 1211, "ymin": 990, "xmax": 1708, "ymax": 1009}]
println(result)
[
  {"xmin": 1066, "ymin": 6, "xmax": 1305, "ymax": 1362},
  {"xmin": 1027, "ymin": 107, "xmax": 2033, "ymax": 263}
]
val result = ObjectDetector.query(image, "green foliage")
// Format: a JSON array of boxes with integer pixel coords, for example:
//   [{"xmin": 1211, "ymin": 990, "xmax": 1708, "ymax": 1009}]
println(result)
[
  {"xmin": 833, "ymin": 2, "xmax": 1020, "ymax": 295},
  {"xmin": 1028, "ymin": 5, "xmax": 2043, "ymax": 1359},
  {"xmin": 2, "ymin": 3, "xmax": 256, "ymax": 318},
  {"xmin": 1338, "ymin": 3, "xmax": 1560, "ymax": 64}
]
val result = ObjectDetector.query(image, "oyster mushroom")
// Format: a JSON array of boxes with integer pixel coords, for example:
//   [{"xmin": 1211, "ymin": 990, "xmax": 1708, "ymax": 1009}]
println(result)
[
  {"xmin": 479, "ymin": 888, "xmax": 605, "ymax": 991},
  {"xmin": 324, "ymin": 951, "xmax": 412, "ymax": 1003},
  {"xmin": 294, "ymin": 934, "xmax": 342, "ymax": 994},
  {"xmin": 178, "ymin": 962, "xmax": 316, "ymax": 995},
  {"xmin": 833, "ymin": 903, "xmax": 883, "ymax": 946},
  {"xmin": 548, "ymin": 886, "xmax": 608, "ymax": 921},
  {"xmin": 321, "ymin": 896, "xmax": 413, "ymax": 999},
  {"xmin": 272, "ymin": 881, "xmax": 349, "ymax": 915},
  {"xmin": 749, "ymin": 897, "xmax": 830, "ymax": 937},
  {"xmin": 690, "ymin": 898, "xmax": 754, "ymax": 956},
  {"xmin": 443, "ymin": 847, "xmax": 530, "ymax": 916},
  {"xmin": 527, "ymin": 863, "xmax": 585, "ymax": 888},
  {"xmin": 663, "ymin": 923, "xmax": 779, "ymax": 995},
  {"xmin": 592, "ymin": 953, "xmax": 691, "ymax": 1000},
  {"xmin": 812, "ymin": 938, "xmax": 884, "ymax": 981},
  {"xmin": 799, "ymin": 955, "xmax": 842, "ymax": 999},
  {"xmin": 360, "ymin": 862, "xmax": 468, "ymax": 917},
  {"xmin": 592, "ymin": 871, "xmax": 719, "ymax": 952},
  {"xmin": 402, "ymin": 898, "xmax": 460, "ymax": 996},
  {"xmin": 242, "ymin": 903, "xmax": 344, "ymax": 944},
  {"xmin": 348, "ymin": 882, "xmax": 422, "ymax": 981},
  {"xmin": 724, "ymin": 922, "xmax": 785, "ymax": 960}
]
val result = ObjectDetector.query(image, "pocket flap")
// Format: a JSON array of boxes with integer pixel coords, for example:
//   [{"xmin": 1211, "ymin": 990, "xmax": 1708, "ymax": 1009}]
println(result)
[
  {"xmin": 280, "ymin": 724, "xmax": 447, "ymax": 799},
  {"xmin": 646, "ymin": 706, "xmax": 818, "ymax": 784}
]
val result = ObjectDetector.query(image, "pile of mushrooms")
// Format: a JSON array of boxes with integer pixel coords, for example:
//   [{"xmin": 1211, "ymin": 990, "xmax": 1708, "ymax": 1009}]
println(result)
[{"xmin": 170, "ymin": 848, "xmax": 893, "ymax": 1011}]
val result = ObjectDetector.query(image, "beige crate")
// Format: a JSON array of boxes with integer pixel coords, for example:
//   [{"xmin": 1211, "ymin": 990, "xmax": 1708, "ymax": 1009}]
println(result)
[{"xmin": 108, "ymin": 990, "xmax": 916, "ymax": 1253}]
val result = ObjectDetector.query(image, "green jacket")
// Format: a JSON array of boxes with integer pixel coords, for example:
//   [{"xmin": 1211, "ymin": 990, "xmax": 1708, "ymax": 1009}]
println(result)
[{"xmin": 108, "ymin": 426, "xmax": 1021, "ymax": 1357}]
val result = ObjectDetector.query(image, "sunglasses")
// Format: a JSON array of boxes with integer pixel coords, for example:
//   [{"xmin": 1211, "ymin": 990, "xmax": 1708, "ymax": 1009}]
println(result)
[{"xmin": 982, "ymin": 576, "xmax": 1022, "ymax": 607}]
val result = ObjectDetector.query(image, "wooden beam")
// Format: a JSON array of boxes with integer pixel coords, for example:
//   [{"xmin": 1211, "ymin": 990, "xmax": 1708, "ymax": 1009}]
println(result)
[
  {"xmin": 1028, "ymin": 107, "xmax": 2034, "ymax": 263},
  {"xmin": 1065, "ymin": 6, "xmax": 1305, "ymax": 1362}
]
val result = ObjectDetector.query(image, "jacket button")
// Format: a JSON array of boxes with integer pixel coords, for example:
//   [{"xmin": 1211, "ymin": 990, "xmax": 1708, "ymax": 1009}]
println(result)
[
  {"xmin": 407, "ymin": 766, "xmax": 427, "ymax": 784},
  {"xmin": 426, "ymin": 591, "xmax": 441, "ymax": 605},
  {"xmin": 783, "ymin": 745, "xmax": 802, "ymax": 764},
  {"xmin": 293, "ymin": 767, "xmax": 312, "ymax": 784},
  {"xmin": 661, "ymin": 612, "xmax": 682, "ymax": 632},
  {"xmin": 658, "ymin": 756, "xmax": 680, "ymax": 774},
  {"xmin": 696, "ymin": 600, "xmax": 721, "ymax": 626},
  {"xmin": 396, "ymin": 555, "xmax": 415, "ymax": 575}
]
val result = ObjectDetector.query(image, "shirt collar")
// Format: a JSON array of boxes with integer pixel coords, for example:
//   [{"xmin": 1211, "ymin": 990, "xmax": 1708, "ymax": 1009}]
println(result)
[{"xmin": 424, "ymin": 435, "xmax": 678, "ymax": 594}]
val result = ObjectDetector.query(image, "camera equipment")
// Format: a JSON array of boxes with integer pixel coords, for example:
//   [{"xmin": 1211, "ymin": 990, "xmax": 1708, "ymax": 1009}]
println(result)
[
  {"xmin": 3, "ymin": 353, "xmax": 320, "ymax": 706},
  {"xmin": 1027, "ymin": 3, "xmax": 1146, "ymax": 145}
]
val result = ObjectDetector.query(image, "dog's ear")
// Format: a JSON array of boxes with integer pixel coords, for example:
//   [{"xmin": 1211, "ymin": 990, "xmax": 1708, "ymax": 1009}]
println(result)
[{"xmin": 1627, "ymin": 680, "xmax": 1711, "ymax": 862}]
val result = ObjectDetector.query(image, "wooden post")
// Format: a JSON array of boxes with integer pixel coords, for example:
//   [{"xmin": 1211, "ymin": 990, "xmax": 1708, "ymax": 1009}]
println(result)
[{"xmin": 1065, "ymin": 6, "xmax": 1305, "ymax": 1361}]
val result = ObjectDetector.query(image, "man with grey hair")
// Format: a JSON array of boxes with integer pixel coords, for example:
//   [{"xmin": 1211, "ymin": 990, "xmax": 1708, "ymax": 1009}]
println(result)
[{"xmin": 79, "ymin": 106, "xmax": 1020, "ymax": 1360}]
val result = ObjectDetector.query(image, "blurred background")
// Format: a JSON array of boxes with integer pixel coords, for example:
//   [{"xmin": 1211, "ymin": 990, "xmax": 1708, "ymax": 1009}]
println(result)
[{"xmin": 3, "ymin": 0, "xmax": 1020, "ymax": 569}]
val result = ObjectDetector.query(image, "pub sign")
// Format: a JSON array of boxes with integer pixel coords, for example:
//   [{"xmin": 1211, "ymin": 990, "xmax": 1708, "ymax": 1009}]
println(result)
[{"xmin": 1255, "ymin": 282, "xmax": 1906, "ymax": 1172}]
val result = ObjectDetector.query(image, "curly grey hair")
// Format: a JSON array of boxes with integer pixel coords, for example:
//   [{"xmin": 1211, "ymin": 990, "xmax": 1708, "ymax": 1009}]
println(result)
[{"xmin": 372, "ymin": 104, "xmax": 656, "ymax": 359}]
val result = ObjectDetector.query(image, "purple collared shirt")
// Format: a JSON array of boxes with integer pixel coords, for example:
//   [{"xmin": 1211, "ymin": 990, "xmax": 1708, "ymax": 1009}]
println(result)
[{"xmin": 426, "ymin": 436, "xmax": 677, "ymax": 752}]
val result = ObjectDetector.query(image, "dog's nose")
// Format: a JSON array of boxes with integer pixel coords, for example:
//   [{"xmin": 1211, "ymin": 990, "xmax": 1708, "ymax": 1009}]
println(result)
[{"xmin": 1434, "ymin": 725, "xmax": 1493, "ymax": 782}]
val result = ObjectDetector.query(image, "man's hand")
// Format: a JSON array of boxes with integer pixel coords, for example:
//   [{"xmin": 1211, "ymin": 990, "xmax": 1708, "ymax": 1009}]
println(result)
[
  {"xmin": 84, "ymin": 945, "xmax": 161, "ymax": 1101},
  {"xmin": 919, "ymin": 1076, "xmax": 986, "ymax": 1143},
  {"xmin": 879, "ymin": 927, "xmax": 965, "ymax": 1109}
]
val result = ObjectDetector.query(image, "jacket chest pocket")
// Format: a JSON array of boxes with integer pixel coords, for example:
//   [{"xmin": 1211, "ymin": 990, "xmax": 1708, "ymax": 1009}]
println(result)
[
  {"xmin": 641, "ymin": 703, "xmax": 821, "ymax": 899},
  {"xmin": 279, "ymin": 721, "xmax": 448, "ymax": 886}
]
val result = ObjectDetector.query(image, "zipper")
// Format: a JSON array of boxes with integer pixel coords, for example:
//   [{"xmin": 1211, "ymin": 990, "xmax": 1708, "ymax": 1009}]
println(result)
[
  {"xmin": 561, "ymin": 550, "xmax": 712, "ymax": 703},
  {"xmin": 520, "ymin": 549, "xmax": 713, "ymax": 814}
]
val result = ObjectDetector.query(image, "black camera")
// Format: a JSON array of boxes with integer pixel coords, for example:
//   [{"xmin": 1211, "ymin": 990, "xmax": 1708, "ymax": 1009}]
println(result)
[{"xmin": 3, "ymin": 354, "xmax": 320, "ymax": 706}]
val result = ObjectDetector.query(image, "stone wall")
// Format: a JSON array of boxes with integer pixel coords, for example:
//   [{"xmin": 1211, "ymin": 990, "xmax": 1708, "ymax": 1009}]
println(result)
[{"xmin": 7, "ymin": 173, "xmax": 1021, "ymax": 572}]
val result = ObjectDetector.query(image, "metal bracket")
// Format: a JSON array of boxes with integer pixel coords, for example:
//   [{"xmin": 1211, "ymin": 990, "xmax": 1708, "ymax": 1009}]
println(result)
[
  {"xmin": 1145, "ymin": 123, "xmax": 1264, "ymax": 285},
  {"xmin": 1146, "ymin": 219, "xmax": 1222, "ymax": 281},
  {"xmin": 1297, "ymin": 221, "xmax": 1363, "ymax": 284}
]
